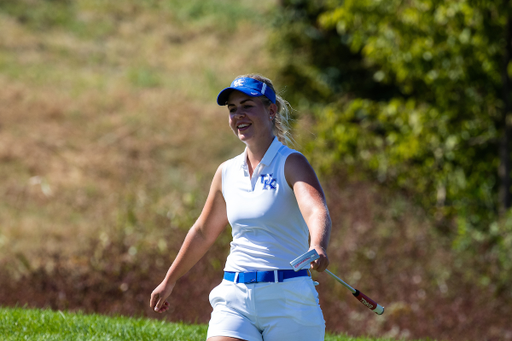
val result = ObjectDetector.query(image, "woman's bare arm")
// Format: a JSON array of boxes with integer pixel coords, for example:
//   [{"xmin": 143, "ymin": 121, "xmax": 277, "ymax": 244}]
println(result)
[
  {"xmin": 285, "ymin": 153, "xmax": 332, "ymax": 272},
  {"xmin": 150, "ymin": 163, "xmax": 228, "ymax": 312}
]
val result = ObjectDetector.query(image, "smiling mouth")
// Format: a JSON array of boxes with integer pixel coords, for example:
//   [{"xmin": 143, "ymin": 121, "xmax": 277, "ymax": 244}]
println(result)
[{"xmin": 237, "ymin": 123, "xmax": 251, "ymax": 130}]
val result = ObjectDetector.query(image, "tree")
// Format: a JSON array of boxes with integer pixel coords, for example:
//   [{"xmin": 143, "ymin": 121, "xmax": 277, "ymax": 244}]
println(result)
[{"xmin": 271, "ymin": 0, "xmax": 512, "ymax": 289}]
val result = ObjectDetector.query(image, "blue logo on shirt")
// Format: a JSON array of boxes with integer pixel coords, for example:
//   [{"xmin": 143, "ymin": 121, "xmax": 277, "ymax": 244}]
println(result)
[{"xmin": 260, "ymin": 174, "xmax": 277, "ymax": 190}]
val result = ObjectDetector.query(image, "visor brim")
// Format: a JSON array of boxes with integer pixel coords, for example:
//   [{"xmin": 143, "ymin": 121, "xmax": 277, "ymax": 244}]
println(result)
[{"xmin": 217, "ymin": 87, "xmax": 269, "ymax": 106}]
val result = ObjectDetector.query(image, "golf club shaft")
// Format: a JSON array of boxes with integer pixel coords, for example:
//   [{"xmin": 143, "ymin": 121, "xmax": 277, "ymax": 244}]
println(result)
[
  {"xmin": 325, "ymin": 269, "xmax": 385, "ymax": 315},
  {"xmin": 325, "ymin": 269, "xmax": 356, "ymax": 293}
]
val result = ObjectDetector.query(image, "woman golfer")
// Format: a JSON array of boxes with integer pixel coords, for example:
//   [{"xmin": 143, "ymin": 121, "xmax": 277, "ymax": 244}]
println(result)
[{"xmin": 150, "ymin": 74, "xmax": 331, "ymax": 341}]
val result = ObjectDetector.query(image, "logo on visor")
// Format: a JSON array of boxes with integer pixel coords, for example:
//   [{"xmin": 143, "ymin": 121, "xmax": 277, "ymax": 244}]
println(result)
[
  {"xmin": 260, "ymin": 174, "xmax": 277, "ymax": 190},
  {"xmin": 233, "ymin": 79, "xmax": 244, "ymax": 87}
]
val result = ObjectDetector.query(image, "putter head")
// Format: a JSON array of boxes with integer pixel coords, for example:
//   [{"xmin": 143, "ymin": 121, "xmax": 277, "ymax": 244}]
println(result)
[{"xmin": 290, "ymin": 249, "xmax": 320, "ymax": 272}]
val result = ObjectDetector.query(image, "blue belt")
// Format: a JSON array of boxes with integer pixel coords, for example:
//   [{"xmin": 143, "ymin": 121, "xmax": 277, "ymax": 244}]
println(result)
[{"xmin": 224, "ymin": 269, "xmax": 309, "ymax": 284}]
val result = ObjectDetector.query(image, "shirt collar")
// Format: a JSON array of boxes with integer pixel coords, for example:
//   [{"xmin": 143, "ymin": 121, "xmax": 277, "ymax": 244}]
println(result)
[
  {"xmin": 260, "ymin": 136, "xmax": 282, "ymax": 167},
  {"xmin": 241, "ymin": 137, "xmax": 282, "ymax": 170}
]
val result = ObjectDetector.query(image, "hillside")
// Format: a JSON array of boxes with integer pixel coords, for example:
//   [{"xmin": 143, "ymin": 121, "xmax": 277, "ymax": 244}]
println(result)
[{"xmin": 0, "ymin": 1, "xmax": 511, "ymax": 340}]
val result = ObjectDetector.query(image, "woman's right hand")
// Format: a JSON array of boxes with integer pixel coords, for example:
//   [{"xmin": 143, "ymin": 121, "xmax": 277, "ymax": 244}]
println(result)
[
  {"xmin": 149, "ymin": 163, "xmax": 228, "ymax": 314},
  {"xmin": 150, "ymin": 281, "xmax": 175, "ymax": 313}
]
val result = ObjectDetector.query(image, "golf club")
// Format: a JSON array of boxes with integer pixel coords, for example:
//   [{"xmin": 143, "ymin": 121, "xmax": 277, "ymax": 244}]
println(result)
[{"xmin": 291, "ymin": 249, "xmax": 385, "ymax": 315}]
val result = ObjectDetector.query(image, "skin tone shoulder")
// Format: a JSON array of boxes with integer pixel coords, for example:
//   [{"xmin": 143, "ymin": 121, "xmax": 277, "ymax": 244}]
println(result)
[{"xmin": 149, "ymin": 90, "xmax": 332, "ymax": 329}]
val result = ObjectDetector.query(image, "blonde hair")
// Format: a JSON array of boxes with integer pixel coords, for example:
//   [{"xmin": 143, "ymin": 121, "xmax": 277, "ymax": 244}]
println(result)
[{"xmin": 236, "ymin": 74, "xmax": 294, "ymax": 146}]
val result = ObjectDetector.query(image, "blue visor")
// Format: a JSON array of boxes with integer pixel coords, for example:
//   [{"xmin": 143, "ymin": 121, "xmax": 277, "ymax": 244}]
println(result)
[{"xmin": 217, "ymin": 77, "xmax": 276, "ymax": 105}]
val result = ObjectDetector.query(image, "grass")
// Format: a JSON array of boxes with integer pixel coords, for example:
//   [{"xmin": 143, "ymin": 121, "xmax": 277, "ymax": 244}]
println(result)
[
  {"xmin": 0, "ymin": 307, "xmax": 403, "ymax": 341},
  {"xmin": 1, "ymin": 307, "xmax": 207, "ymax": 341}
]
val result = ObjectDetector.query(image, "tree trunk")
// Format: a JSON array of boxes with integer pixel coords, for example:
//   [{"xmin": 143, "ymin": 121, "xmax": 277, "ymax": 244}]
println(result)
[{"xmin": 499, "ymin": 5, "xmax": 512, "ymax": 215}]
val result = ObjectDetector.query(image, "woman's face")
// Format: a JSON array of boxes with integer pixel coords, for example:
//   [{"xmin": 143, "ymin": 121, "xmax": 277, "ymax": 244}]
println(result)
[{"xmin": 227, "ymin": 90, "xmax": 276, "ymax": 144}]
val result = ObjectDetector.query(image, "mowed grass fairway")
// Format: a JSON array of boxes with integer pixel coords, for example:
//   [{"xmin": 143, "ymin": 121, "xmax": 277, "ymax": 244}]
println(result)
[
  {"xmin": 1, "ymin": 307, "xmax": 207, "ymax": 341},
  {"xmin": 1, "ymin": 307, "xmax": 405, "ymax": 341}
]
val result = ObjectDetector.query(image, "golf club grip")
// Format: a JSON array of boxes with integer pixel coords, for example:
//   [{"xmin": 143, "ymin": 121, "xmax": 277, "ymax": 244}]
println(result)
[{"xmin": 353, "ymin": 289, "xmax": 385, "ymax": 315}]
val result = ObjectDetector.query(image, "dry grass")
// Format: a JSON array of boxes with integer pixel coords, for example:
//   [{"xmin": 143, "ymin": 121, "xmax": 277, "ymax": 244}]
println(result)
[{"xmin": 0, "ymin": 0, "xmax": 272, "ymax": 275}]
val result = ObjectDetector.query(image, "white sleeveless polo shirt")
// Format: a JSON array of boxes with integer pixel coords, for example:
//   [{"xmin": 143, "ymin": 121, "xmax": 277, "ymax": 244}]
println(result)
[{"xmin": 222, "ymin": 137, "xmax": 309, "ymax": 272}]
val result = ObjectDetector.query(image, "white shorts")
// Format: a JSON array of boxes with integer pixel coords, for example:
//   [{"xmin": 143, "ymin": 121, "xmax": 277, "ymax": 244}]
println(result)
[{"xmin": 207, "ymin": 276, "xmax": 325, "ymax": 341}]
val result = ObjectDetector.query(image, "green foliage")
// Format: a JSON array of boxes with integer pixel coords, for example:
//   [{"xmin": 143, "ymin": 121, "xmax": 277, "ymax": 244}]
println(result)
[
  {"xmin": 269, "ymin": 0, "xmax": 400, "ymax": 108},
  {"xmin": 315, "ymin": 97, "xmax": 499, "ymax": 224},
  {"xmin": 271, "ymin": 0, "xmax": 512, "ymax": 289},
  {"xmin": 317, "ymin": 0, "xmax": 506, "ymax": 226}
]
